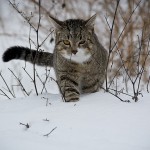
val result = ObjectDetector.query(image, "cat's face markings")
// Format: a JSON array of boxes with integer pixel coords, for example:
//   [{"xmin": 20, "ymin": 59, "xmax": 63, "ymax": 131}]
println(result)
[
  {"xmin": 49, "ymin": 14, "xmax": 96, "ymax": 63},
  {"xmin": 61, "ymin": 48, "xmax": 91, "ymax": 63},
  {"xmin": 60, "ymin": 34, "xmax": 91, "ymax": 63}
]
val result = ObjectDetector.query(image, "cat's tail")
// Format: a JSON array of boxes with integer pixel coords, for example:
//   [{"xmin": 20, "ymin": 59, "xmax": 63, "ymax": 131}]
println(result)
[{"xmin": 2, "ymin": 46, "xmax": 53, "ymax": 67}]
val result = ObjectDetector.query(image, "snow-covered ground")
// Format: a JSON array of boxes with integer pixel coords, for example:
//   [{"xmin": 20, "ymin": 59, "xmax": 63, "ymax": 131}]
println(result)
[
  {"xmin": 0, "ymin": 1, "xmax": 150, "ymax": 150},
  {"xmin": 0, "ymin": 91, "xmax": 150, "ymax": 150}
]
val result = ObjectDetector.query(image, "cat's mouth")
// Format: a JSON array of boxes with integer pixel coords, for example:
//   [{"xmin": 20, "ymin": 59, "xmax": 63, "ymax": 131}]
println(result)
[{"xmin": 61, "ymin": 48, "xmax": 91, "ymax": 63}]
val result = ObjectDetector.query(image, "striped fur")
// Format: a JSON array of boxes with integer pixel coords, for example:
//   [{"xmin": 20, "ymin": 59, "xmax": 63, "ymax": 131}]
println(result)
[
  {"xmin": 2, "ymin": 14, "xmax": 108, "ymax": 102},
  {"xmin": 3, "ymin": 46, "xmax": 53, "ymax": 67}
]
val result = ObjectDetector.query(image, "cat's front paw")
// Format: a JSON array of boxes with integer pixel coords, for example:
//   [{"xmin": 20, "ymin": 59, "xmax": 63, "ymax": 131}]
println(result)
[
  {"xmin": 65, "ymin": 97, "xmax": 79, "ymax": 102},
  {"xmin": 61, "ymin": 87, "xmax": 80, "ymax": 102},
  {"xmin": 62, "ymin": 93, "xmax": 79, "ymax": 102}
]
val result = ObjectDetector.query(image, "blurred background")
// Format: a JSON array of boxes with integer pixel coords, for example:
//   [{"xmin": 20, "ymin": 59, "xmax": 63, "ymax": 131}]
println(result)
[{"xmin": 0, "ymin": 0, "xmax": 150, "ymax": 99}]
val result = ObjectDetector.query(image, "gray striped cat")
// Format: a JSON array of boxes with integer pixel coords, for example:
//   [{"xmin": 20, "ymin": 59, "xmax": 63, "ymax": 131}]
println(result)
[{"xmin": 2, "ymin": 14, "xmax": 108, "ymax": 102}]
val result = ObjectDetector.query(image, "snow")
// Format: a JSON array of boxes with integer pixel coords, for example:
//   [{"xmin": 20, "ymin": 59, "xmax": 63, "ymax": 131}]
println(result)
[
  {"xmin": 0, "ymin": 1, "xmax": 150, "ymax": 150},
  {"xmin": 0, "ymin": 92, "xmax": 150, "ymax": 150}
]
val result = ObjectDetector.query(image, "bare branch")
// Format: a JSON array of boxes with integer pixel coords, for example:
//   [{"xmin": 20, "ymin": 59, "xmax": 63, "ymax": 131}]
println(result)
[
  {"xmin": 8, "ymin": 68, "xmax": 29, "ymax": 96},
  {"xmin": 19, "ymin": 122, "xmax": 30, "ymax": 129},
  {"xmin": 0, "ymin": 71, "xmax": 15, "ymax": 98},
  {"xmin": 105, "ymin": 0, "xmax": 120, "ymax": 91},
  {"xmin": 43, "ymin": 127, "xmax": 57, "ymax": 137},
  {"xmin": 9, "ymin": 0, "xmax": 36, "ymax": 31},
  {"xmin": 0, "ymin": 89, "xmax": 11, "ymax": 99}
]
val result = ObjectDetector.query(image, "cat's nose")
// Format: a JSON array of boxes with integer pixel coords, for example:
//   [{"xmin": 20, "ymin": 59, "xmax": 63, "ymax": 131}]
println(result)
[{"xmin": 72, "ymin": 50, "xmax": 78, "ymax": 55}]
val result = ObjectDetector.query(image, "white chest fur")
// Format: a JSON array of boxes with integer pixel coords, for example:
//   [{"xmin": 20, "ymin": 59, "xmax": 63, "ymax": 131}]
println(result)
[{"xmin": 62, "ymin": 48, "xmax": 91, "ymax": 63}]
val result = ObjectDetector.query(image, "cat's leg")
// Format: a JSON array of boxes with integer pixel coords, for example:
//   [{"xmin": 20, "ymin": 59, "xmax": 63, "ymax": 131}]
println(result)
[
  {"xmin": 81, "ymin": 75, "xmax": 101, "ymax": 94},
  {"xmin": 58, "ymin": 74, "xmax": 80, "ymax": 102}
]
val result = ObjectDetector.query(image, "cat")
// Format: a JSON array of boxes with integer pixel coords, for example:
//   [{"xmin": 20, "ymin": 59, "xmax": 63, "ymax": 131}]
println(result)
[{"xmin": 2, "ymin": 14, "xmax": 108, "ymax": 102}]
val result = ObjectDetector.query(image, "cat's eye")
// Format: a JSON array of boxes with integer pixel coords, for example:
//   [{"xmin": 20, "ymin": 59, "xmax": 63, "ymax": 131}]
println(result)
[
  {"xmin": 79, "ymin": 40, "xmax": 86, "ymax": 45},
  {"xmin": 63, "ymin": 40, "xmax": 70, "ymax": 45}
]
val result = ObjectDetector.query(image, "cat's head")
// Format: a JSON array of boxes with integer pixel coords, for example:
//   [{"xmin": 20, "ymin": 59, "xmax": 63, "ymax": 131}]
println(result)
[{"xmin": 49, "ymin": 14, "xmax": 96, "ymax": 63}]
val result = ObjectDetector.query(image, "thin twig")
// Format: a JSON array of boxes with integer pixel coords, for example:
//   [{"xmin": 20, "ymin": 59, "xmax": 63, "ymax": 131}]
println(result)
[
  {"xmin": 0, "ymin": 89, "xmax": 11, "ymax": 99},
  {"xmin": 9, "ymin": 1, "xmax": 36, "ymax": 31},
  {"xmin": 8, "ymin": 68, "xmax": 29, "ymax": 96},
  {"xmin": 105, "ymin": 0, "xmax": 120, "ymax": 91},
  {"xmin": 32, "ymin": 0, "xmax": 42, "ymax": 96},
  {"xmin": 110, "ymin": 0, "xmax": 142, "ymax": 52},
  {"xmin": 147, "ymin": 76, "xmax": 150, "ymax": 93},
  {"xmin": 39, "ymin": 30, "xmax": 54, "ymax": 47},
  {"xmin": 40, "ymin": 68, "xmax": 51, "ymax": 94},
  {"xmin": 22, "ymin": 67, "xmax": 33, "ymax": 81},
  {"xmin": 19, "ymin": 122, "xmax": 30, "ymax": 129},
  {"xmin": 102, "ymin": 87, "xmax": 130, "ymax": 103},
  {"xmin": 43, "ymin": 127, "xmax": 57, "ymax": 137},
  {"xmin": 0, "ymin": 71, "xmax": 15, "ymax": 98},
  {"xmin": 43, "ymin": 118, "xmax": 50, "ymax": 122}
]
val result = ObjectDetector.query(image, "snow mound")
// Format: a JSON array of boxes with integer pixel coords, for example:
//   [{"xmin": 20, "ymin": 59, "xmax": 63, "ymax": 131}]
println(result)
[{"xmin": 0, "ymin": 92, "xmax": 150, "ymax": 150}]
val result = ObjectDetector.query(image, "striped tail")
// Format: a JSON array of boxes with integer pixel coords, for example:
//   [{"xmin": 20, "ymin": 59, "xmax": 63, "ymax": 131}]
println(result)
[{"xmin": 2, "ymin": 46, "xmax": 53, "ymax": 67}]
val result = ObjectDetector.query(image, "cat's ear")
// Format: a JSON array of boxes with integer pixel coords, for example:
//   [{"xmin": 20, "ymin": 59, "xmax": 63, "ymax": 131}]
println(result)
[
  {"xmin": 85, "ymin": 14, "xmax": 97, "ymax": 27},
  {"xmin": 49, "ymin": 15, "xmax": 63, "ymax": 29}
]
